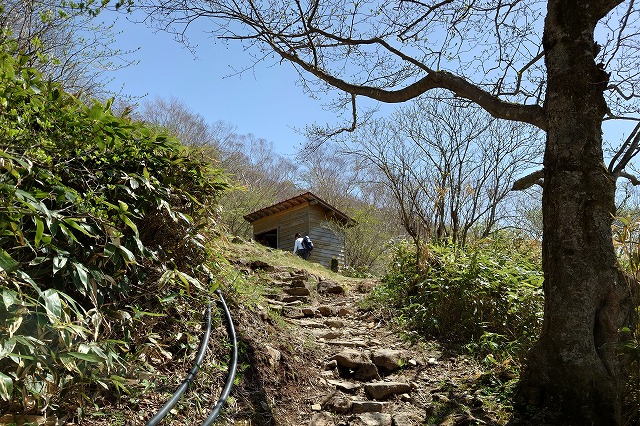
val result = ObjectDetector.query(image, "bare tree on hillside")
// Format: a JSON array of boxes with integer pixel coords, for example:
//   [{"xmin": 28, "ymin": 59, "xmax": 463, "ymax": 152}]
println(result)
[
  {"xmin": 129, "ymin": 0, "xmax": 640, "ymax": 422},
  {"xmin": 140, "ymin": 96, "xmax": 233, "ymax": 149},
  {"xmin": 219, "ymin": 134, "xmax": 300, "ymax": 236},
  {"xmin": 346, "ymin": 97, "xmax": 541, "ymax": 248},
  {"xmin": 138, "ymin": 96, "xmax": 300, "ymax": 236},
  {"xmin": 298, "ymin": 143, "xmax": 365, "ymax": 209},
  {"xmin": 0, "ymin": 0, "xmax": 135, "ymax": 97}
]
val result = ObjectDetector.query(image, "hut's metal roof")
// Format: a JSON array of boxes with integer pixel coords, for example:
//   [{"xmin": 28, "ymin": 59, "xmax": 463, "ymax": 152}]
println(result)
[{"xmin": 243, "ymin": 191, "xmax": 355, "ymax": 226}]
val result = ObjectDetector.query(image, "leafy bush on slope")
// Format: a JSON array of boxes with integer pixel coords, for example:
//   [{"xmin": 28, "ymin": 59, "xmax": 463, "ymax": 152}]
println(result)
[{"xmin": 0, "ymin": 44, "xmax": 228, "ymax": 416}]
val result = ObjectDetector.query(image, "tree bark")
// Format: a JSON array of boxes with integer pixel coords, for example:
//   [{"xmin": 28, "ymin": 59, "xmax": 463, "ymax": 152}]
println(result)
[{"xmin": 515, "ymin": 1, "xmax": 636, "ymax": 424}]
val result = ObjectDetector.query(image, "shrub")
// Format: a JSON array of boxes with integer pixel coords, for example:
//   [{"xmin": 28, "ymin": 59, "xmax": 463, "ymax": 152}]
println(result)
[
  {"xmin": 0, "ymin": 44, "xmax": 229, "ymax": 416},
  {"xmin": 366, "ymin": 235, "xmax": 543, "ymax": 361}
]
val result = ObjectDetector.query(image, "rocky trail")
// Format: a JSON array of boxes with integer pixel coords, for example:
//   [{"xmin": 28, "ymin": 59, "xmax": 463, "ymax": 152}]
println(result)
[{"xmin": 233, "ymin": 259, "xmax": 506, "ymax": 426}]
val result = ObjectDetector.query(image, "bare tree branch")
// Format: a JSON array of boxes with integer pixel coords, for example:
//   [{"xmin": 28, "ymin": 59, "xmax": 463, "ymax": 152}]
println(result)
[{"xmin": 511, "ymin": 168, "xmax": 544, "ymax": 191}]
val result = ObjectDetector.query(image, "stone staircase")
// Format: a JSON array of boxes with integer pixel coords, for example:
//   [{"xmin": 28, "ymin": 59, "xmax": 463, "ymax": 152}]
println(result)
[{"xmin": 246, "ymin": 263, "xmax": 428, "ymax": 426}]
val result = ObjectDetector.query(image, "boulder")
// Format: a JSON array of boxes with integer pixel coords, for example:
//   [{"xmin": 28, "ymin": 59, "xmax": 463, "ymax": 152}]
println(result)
[
  {"xmin": 318, "ymin": 305, "xmax": 338, "ymax": 316},
  {"xmin": 282, "ymin": 307, "xmax": 304, "ymax": 319},
  {"xmin": 317, "ymin": 280, "xmax": 345, "ymax": 294},
  {"xmin": 371, "ymin": 349, "xmax": 405, "ymax": 371},
  {"xmin": 364, "ymin": 382, "xmax": 412, "ymax": 400},
  {"xmin": 351, "ymin": 400, "xmax": 385, "ymax": 414},
  {"xmin": 284, "ymin": 286, "xmax": 311, "ymax": 296},
  {"xmin": 353, "ymin": 413, "xmax": 392, "ymax": 426},
  {"xmin": 309, "ymin": 412, "xmax": 334, "ymax": 426},
  {"xmin": 327, "ymin": 379, "xmax": 362, "ymax": 393},
  {"xmin": 354, "ymin": 363, "xmax": 380, "ymax": 381},
  {"xmin": 392, "ymin": 412, "xmax": 424, "ymax": 426},
  {"xmin": 331, "ymin": 349, "xmax": 371, "ymax": 369},
  {"xmin": 322, "ymin": 392, "xmax": 352, "ymax": 414}
]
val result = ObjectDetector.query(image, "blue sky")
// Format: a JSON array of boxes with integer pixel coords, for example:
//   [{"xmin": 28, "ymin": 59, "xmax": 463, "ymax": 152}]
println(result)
[
  {"xmin": 102, "ymin": 11, "xmax": 635, "ymax": 159},
  {"xmin": 103, "ymin": 12, "xmax": 352, "ymax": 157}
]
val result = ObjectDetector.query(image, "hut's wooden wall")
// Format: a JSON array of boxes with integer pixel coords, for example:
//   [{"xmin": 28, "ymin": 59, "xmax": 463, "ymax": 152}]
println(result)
[
  {"xmin": 307, "ymin": 204, "xmax": 345, "ymax": 268},
  {"xmin": 252, "ymin": 203, "xmax": 308, "ymax": 252},
  {"xmin": 251, "ymin": 202, "xmax": 346, "ymax": 268}
]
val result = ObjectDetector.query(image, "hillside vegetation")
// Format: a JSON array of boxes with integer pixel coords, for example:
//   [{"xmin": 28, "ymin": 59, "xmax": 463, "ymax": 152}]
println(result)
[
  {"xmin": 0, "ymin": 42, "xmax": 230, "ymax": 423},
  {"xmin": 1, "ymin": 37, "xmax": 640, "ymax": 426}
]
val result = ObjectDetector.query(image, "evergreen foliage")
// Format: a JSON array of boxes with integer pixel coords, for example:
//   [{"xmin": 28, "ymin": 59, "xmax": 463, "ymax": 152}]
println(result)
[{"xmin": 0, "ymin": 42, "xmax": 228, "ymax": 414}]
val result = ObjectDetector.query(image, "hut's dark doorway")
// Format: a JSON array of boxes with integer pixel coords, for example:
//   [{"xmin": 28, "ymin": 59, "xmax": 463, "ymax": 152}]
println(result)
[{"xmin": 255, "ymin": 228, "xmax": 278, "ymax": 249}]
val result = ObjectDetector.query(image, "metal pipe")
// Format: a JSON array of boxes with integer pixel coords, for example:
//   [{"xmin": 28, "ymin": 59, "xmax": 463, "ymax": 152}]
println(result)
[
  {"xmin": 201, "ymin": 289, "xmax": 238, "ymax": 426},
  {"xmin": 145, "ymin": 303, "xmax": 212, "ymax": 426}
]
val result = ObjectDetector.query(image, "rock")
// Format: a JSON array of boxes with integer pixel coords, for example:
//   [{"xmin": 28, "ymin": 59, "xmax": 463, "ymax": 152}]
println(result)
[
  {"xmin": 317, "ymin": 280, "xmax": 345, "ymax": 294},
  {"xmin": 302, "ymin": 307, "xmax": 318, "ymax": 317},
  {"xmin": 318, "ymin": 305, "xmax": 338, "ymax": 316},
  {"xmin": 311, "ymin": 404, "xmax": 322, "ymax": 411},
  {"xmin": 326, "ymin": 340, "xmax": 368, "ymax": 348},
  {"xmin": 325, "ymin": 319, "xmax": 346, "ymax": 328},
  {"xmin": 327, "ymin": 379, "xmax": 362, "ymax": 392},
  {"xmin": 364, "ymin": 382, "xmax": 412, "ymax": 400},
  {"xmin": 290, "ymin": 278, "xmax": 307, "ymax": 287},
  {"xmin": 250, "ymin": 260, "xmax": 274, "ymax": 271},
  {"xmin": 351, "ymin": 400, "xmax": 385, "ymax": 413},
  {"xmin": 319, "ymin": 330, "xmax": 343, "ymax": 340},
  {"xmin": 265, "ymin": 293, "xmax": 282, "ymax": 301},
  {"xmin": 231, "ymin": 236, "xmax": 244, "ymax": 244},
  {"xmin": 282, "ymin": 295, "xmax": 309, "ymax": 303},
  {"xmin": 432, "ymin": 393, "xmax": 449, "ymax": 403},
  {"xmin": 322, "ymin": 392, "xmax": 352, "ymax": 414},
  {"xmin": 331, "ymin": 349, "xmax": 371, "ymax": 369},
  {"xmin": 284, "ymin": 286, "xmax": 311, "ymax": 296},
  {"xmin": 353, "ymin": 412, "xmax": 392, "ymax": 426},
  {"xmin": 354, "ymin": 363, "xmax": 380, "ymax": 381},
  {"xmin": 427, "ymin": 357, "xmax": 438, "ymax": 366},
  {"xmin": 338, "ymin": 307, "xmax": 352, "ymax": 317},
  {"xmin": 264, "ymin": 345, "xmax": 281, "ymax": 368},
  {"xmin": 309, "ymin": 412, "xmax": 334, "ymax": 426},
  {"xmin": 424, "ymin": 403, "xmax": 436, "ymax": 417},
  {"xmin": 293, "ymin": 269, "xmax": 309, "ymax": 279},
  {"xmin": 392, "ymin": 412, "xmax": 424, "ymax": 426},
  {"xmin": 324, "ymin": 359, "xmax": 338, "ymax": 370},
  {"xmin": 371, "ymin": 349, "xmax": 405, "ymax": 371},
  {"xmin": 268, "ymin": 304, "xmax": 283, "ymax": 314},
  {"xmin": 298, "ymin": 320, "xmax": 327, "ymax": 329},
  {"xmin": 282, "ymin": 307, "xmax": 305, "ymax": 318}
]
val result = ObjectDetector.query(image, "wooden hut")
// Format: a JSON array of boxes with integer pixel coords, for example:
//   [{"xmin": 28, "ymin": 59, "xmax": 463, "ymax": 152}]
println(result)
[{"xmin": 243, "ymin": 192, "xmax": 355, "ymax": 268}]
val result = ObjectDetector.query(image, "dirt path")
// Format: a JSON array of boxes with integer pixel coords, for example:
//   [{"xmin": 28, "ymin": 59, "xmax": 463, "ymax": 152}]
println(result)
[{"xmin": 243, "ymin": 265, "xmax": 501, "ymax": 426}]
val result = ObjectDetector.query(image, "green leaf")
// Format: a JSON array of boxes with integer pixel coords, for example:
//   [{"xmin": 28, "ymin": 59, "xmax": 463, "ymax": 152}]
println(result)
[
  {"xmin": 121, "ymin": 215, "xmax": 138, "ymax": 237},
  {"xmin": 41, "ymin": 289, "xmax": 62, "ymax": 324},
  {"xmin": 0, "ymin": 372, "xmax": 13, "ymax": 401},
  {"xmin": 118, "ymin": 246, "xmax": 136, "ymax": 265},
  {"xmin": 72, "ymin": 262, "xmax": 90, "ymax": 291},
  {"xmin": 52, "ymin": 254, "xmax": 68, "ymax": 275},
  {"xmin": 34, "ymin": 217, "xmax": 44, "ymax": 247},
  {"xmin": 68, "ymin": 352, "xmax": 102, "ymax": 363},
  {"xmin": 0, "ymin": 249, "xmax": 19, "ymax": 273},
  {"xmin": 0, "ymin": 338, "xmax": 16, "ymax": 360},
  {"xmin": 103, "ymin": 242, "xmax": 117, "ymax": 257},
  {"xmin": 2, "ymin": 290, "xmax": 18, "ymax": 310},
  {"xmin": 58, "ymin": 354, "xmax": 79, "ymax": 372},
  {"xmin": 63, "ymin": 218, "xmax": 97, "ymax": 238},
  {"xmin": 7, "ymin": 315, "xmax": 22, "ymax": 338}
]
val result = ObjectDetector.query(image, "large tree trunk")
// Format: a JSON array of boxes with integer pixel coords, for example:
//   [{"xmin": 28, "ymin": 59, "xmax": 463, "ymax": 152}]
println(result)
[{"xmin": 515, "ymin": 2, "xmax": 637, "ymax": 424}]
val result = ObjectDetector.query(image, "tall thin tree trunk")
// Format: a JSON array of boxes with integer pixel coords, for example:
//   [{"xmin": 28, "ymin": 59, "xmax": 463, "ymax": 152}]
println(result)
[{"xmin": 515, "ymin": 2, "xmax": 637, "ymax": 424}]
